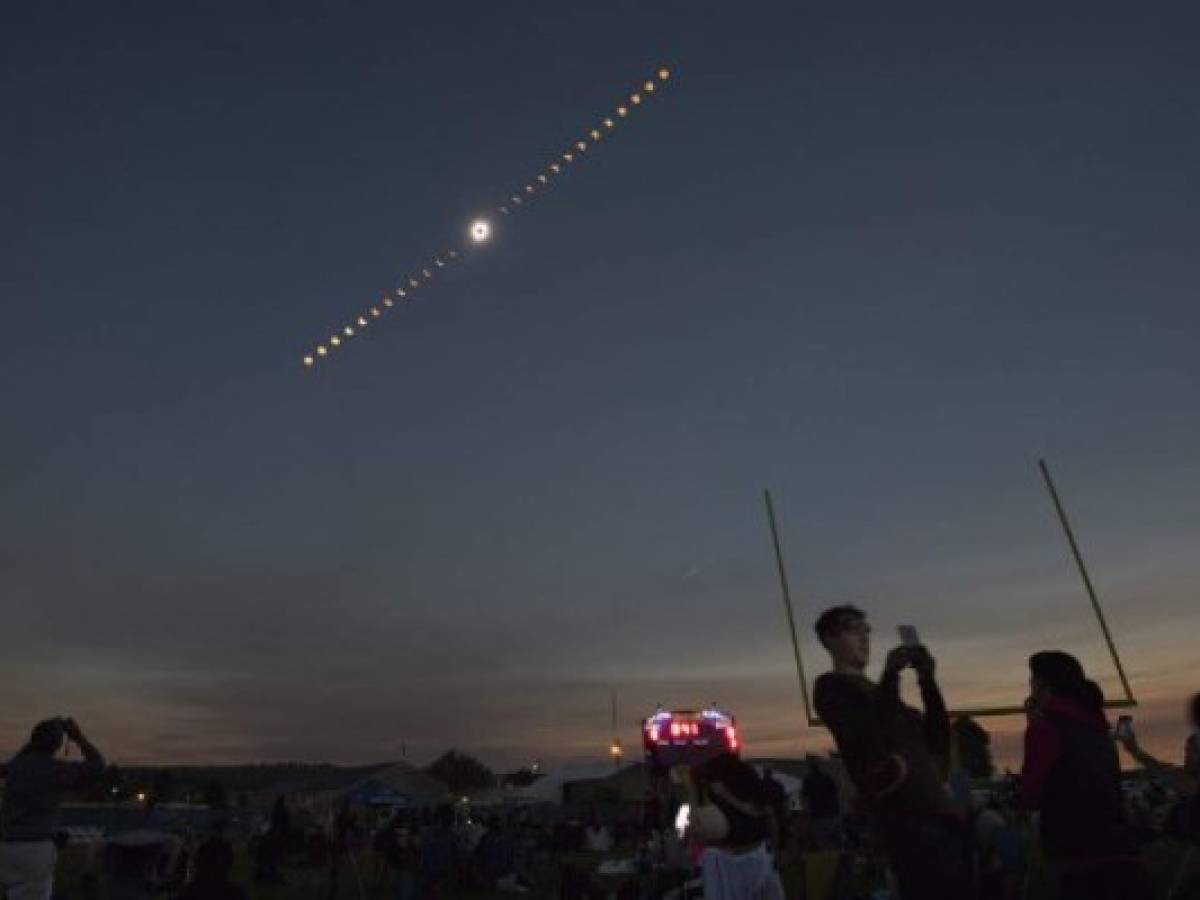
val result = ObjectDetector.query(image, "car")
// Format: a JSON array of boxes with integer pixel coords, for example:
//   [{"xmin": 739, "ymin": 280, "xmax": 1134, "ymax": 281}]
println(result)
[{"xmin": 642, "ymin": 706, "xmax": 740, "ymax": 770}]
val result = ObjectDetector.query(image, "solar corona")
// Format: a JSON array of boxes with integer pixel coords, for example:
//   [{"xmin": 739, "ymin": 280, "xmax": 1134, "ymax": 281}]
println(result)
[
  {"xmin": 302, "ymin": 66, "xmax": 673, "ymax": 368},
  {"xmin": 470, "ymin": 219, "xmax": 492, "ymax": 243}
]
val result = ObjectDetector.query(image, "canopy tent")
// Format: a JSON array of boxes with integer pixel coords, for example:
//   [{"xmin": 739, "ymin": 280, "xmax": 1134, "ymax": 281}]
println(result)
[
  {"xmin": 338, "ymin": 762, "xmax": 449, "ymax": 808},
  {"xmin": 469, "ymin": 762, "xmax": 624, "ymax": 807},
  {"xmin": 269, "ymin": 761, "xmax": 449, "ymax": 815}
]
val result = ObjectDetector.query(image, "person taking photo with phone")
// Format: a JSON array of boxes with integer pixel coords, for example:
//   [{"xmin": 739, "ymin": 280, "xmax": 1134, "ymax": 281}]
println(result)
[
  {"xmin": 0, "ymin": 717, "xmax": 105, "ymax": 900},
  {"xmin": 812, "ymin": 605, "xmax": 971, "ymax": 900},
  {"xmin": 1115, "ymin": 693, "xmax": 1200, "ymax": 838}
]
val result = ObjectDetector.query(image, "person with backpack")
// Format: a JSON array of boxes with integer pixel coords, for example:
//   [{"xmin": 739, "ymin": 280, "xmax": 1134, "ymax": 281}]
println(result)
[
  {"xmin": 1020, "ymin": 651, "xmax": 1154, "ymax": 900},
  {"xmin": 679, "ymin": 754, "xmax": 785, "ymax": 900}
]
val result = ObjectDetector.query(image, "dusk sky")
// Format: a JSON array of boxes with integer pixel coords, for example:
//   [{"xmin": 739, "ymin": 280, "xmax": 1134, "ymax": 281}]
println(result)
[{"xmin": 3, "ymin": 1, "xmax": 1198, "ymax": 771}]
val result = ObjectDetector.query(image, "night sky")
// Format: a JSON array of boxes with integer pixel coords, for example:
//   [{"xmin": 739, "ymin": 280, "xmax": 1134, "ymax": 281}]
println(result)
[{"xmin": 3, "ymin": 1, "xmax": 1198, "ymax": 769}]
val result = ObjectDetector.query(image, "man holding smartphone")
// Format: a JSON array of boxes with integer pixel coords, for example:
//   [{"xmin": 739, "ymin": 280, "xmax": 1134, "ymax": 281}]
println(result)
[
  {"xmin": 813, "ymin": 605, "xmax": 970, "ymax": 900},
  {"xmin": 0, "ymin": 717, "xmax": 105, "ymax": 900}
]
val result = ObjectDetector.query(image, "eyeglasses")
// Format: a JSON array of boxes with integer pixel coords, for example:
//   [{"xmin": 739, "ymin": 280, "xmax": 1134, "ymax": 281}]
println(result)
[{"xmin": 837, "ymin": 620, "xmax": 871, "ymax": 636}]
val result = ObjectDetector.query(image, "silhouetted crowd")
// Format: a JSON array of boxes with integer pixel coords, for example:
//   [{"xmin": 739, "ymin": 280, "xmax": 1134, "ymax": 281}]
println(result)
[
  {"xmin": 4, "ymin": 616, "xmax": 1200, "ymax": 899},
  {"xmin": 810, "ymin": 603, "xmax": 1200, "ymax": 900}
]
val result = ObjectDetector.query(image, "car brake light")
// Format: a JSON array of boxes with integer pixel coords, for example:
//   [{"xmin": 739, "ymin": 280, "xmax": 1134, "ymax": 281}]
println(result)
[
  {"xmin": 670, "ymin": 722, "xmax": 680, "ymax": 738},
  {"xmin": 649, "ymin": 725, "xmax": 659, "ymax": 743}
]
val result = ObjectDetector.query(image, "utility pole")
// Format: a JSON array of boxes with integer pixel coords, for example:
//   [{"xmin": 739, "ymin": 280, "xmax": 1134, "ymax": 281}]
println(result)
[{"xmin": 609, "ymin": 687, "xmax": 623, "ymax": 769}]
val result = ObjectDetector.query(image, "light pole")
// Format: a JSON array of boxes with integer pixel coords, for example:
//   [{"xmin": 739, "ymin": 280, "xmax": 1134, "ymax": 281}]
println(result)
[{"xmin": 610, "ymin": 688, "xmax": 623, "ymax": 770}]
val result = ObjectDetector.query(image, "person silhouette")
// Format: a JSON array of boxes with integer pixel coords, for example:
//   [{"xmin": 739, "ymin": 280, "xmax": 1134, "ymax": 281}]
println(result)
[
  {"xmin": 1, "ymin": 717, "xmax": 105, "ymax": 900},
  {"xmin": 812, "ymin": 605, "xmax": 969, "ymax": 900}
]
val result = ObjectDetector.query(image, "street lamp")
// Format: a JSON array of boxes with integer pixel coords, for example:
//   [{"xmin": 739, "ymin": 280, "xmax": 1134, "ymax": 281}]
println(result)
[{"xmin": 609, "ymin": 739, "xmax": 623, "ymax": 768}]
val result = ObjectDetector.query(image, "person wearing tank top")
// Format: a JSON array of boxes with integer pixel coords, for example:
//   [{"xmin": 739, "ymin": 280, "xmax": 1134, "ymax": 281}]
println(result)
[{"xmin": 679, "ymin": 754, "xmax": 785, "ymax": 900}]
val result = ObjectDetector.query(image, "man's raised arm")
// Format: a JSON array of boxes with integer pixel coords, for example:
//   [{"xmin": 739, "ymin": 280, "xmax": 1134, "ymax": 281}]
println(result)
[{"xmin": 910, "ymin": 647, "xmax": 950, "ymax": 759}]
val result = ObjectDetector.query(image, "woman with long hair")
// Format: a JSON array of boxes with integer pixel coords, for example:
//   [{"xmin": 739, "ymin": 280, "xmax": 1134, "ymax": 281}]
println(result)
[{"xmin": 1021, "ymin": 651, "xmax": 1153, "ymax": 900}]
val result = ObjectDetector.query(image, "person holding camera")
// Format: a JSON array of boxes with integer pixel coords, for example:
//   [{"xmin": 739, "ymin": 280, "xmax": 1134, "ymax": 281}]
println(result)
[
  {"xmin": 1115, "ymin": 693, "xmax": 1200, "ymax": 839},
  {"xmin": 0, "ymin": 717, "xmax": 105, "ymax": 900},
  {"xmin": 812, "ymin": 605, "xmax": 970, "ymax": 900}
]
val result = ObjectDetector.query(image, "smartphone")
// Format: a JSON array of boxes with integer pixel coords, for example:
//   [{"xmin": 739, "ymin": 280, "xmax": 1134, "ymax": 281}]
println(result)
[
  {"xmin": 898, "ymin": 625, "xmax": 921, "ymax": 648},
  {"xmin": 1114, "ymin": 715, "xmax": 1134, "ymax": 740}
]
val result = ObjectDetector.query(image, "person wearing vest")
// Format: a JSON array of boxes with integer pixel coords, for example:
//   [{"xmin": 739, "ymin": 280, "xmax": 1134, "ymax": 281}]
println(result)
[
  {"xmin": 1020, "ymin": 651, "xmax": 1154, "ymax": 900},
  {"xmin": 0, "ymin": 718, "xmax": 105, "ymax": 900}
]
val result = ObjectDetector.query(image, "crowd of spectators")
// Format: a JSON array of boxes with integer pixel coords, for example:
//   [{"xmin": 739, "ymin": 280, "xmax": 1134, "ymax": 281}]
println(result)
[{"xmin": 5, "ymin": 646, "xmax": 1200, "ymax": 900}]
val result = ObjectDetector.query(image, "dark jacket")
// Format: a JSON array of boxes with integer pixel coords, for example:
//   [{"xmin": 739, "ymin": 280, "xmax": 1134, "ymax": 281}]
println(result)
[
  {"xmin": 814, "ymin": 671, "xmax": 953, "ymax": 827},
  {"xmin": 1022, "ymin": 696, "xmax": 1130, "ymax": 861}
]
